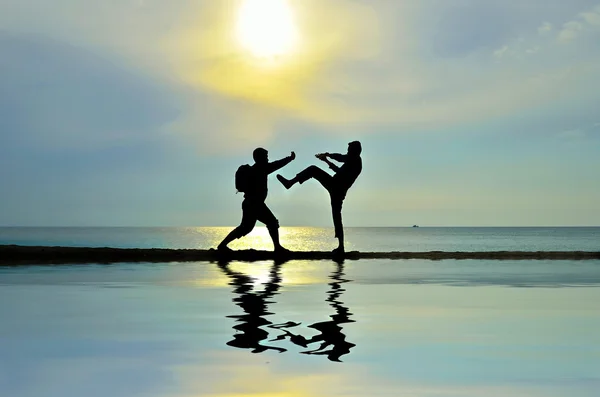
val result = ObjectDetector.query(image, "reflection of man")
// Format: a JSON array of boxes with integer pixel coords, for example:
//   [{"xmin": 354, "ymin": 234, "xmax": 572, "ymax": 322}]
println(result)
[
  {"xmin": 277, "ymin": 141, "xmax": 362, "ymax": 253},
  {"xmin": 299, "ymin": 261, "xmax": 356, "ymax": 362},
  {"xmin": 218, "ymin": 260, "xmax": 356, "ymax": 362},
  {"xmin": 267, "ymin": 261, "xmax": 356, "ymax": 361},
  {"xmin": 217, "ymin": 261, "xmax": 286, "ymax": 353},
  {"xmin": 218, "ymin": 148, "xmax": 295, "ymax": 253}
]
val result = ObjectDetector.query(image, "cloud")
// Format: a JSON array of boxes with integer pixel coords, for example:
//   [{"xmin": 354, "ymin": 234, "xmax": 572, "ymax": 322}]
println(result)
[
  {"xmin": 165, "ymin": 0, "xmax": 382, "ymax": 124},
  {"xmin": 430, "ymin": 2, "xmax": 518, "ymax": 58},
  {"xmin": 538, "ymin": 22, "xmax": 553, "ymax": 35},
  {"xmin": 164, "ymin": 94, "xmax": 285, "ymax": 154},
  {"xmin": 558, "ymin": 3, "xmax": 600, "ymax": 43},
  {"xmin": 2, "ymin": 0, "xmax": 600, "ymax": 155},
  {"xmin": 580, "ymin": 4, "xmax": 600, "ymax": 26},
  {"xmin": 558, "ymin": 21, "xmax": 584, "ymax": 42},
  {"xmin": 493, "ymin": 45, "xmax": 509, "ymax": 58},
  {"xmin": 0, "ymin": 33, "xmax": 178, "ymax": 150},
  {"xmin": 0, "ymin": 0, "xmax": 382, "ymax": 151}
]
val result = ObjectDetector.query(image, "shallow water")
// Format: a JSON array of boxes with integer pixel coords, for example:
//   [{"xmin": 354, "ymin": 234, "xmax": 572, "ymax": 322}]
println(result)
[{"xmin": 1, "ymin": 260, "xmax": 600, "ymax": 397}]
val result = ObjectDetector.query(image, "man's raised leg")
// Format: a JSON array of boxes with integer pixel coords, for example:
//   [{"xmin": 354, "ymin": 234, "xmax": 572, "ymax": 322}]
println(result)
[{"xmin": 277, "ymin": 165, "xmax": 333, "ymax": 190}]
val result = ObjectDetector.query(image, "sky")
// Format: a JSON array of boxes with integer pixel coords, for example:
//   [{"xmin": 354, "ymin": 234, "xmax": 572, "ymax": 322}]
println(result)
[{"xmin": 1, "ymin": 0, "xmax": 599, "ymax": 227}]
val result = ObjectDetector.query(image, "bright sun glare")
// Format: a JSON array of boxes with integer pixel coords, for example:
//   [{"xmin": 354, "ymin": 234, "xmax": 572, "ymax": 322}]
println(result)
[{"xmin": 236, "ymin": 0, "xmax": 299, "ymax": 59}]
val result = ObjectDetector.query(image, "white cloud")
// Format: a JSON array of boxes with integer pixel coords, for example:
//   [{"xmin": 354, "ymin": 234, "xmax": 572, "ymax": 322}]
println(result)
[
  {"xmin": 2, "ymin": 0, "xmax": 600, "ymax": 154},
  {"xmin": 558, "ymin": 20, "xmax": 584, "ymax": 42},
  {"xmin": 494, "ymin": 4, "xmax": 600, "ymax": 57},
  {"xmin": 538, "ymin": 22, "xmax": 553, "ymax": 35},
  {"xmin": 493, "ymin": 45, "xmax": 509, "ymax": 58},
  {"xmin": 558, "ymin": 3, "xmax": 600, "ymax": 43},
  {"xmin": 580, "ymin": 4, "xmax": 600, "ymax": 26}
]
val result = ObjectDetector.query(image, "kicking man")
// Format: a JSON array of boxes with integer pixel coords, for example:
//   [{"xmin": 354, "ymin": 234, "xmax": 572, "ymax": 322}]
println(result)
[
  {"xmin": 218, "ymin": 148, "xmax": 295, "ymax": 253},
  {"xmin": 276, "ymin": 141, "xmax": 362, "ymax": 254}
]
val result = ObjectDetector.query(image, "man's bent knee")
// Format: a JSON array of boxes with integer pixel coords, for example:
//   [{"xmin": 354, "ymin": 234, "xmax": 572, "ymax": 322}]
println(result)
[
  {"xmin": 299, "ymin": 165, "xmax": 319, "ymax": 181},
  {"xmin": 236, "ymin": 223, "xmax": 255, "ymax": 237},
  {"xmin": 266, "ymin": 219, "xmax": 280, "ymax": 231}
]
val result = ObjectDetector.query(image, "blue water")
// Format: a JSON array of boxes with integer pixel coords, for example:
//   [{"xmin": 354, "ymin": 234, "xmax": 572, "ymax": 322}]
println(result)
[
  {"xmin": 1, "ymin": 259, "xmax": 600, "ymax": 397},
  {"xmin": 1, "ymin": 227, "xmax": 600, "ymax": 397},
  {"xmin": 1, "ymin": 226, "xmax": 599, "ymax": 252}
]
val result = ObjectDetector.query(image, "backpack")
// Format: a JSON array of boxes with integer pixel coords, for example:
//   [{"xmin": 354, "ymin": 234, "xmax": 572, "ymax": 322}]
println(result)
[{"xmin": 235, "ymin": 164, "xmax": 253, "ymax": 193}]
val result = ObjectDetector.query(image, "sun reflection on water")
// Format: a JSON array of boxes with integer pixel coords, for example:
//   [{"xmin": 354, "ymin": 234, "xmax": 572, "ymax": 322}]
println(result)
[
  {"xmin": 185, "ymin": 226, "xmax": 346, "ymax": 289},
  {"xmin": 200, "ymin": 226, "xmax": 340, "ymax": 252},
  {"xmin": 228, "ymin": 261, "xmax": 326, "ymax": 288},
  {"xmin": 187, "ymin": 259, "xmax": 326, "ymax": 289}
]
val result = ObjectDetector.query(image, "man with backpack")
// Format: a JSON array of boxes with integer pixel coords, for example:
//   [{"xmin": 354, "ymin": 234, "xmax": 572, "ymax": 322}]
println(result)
[{"xmin": 218, "ymin": 148, "xmax": 296, "ymax": 253}]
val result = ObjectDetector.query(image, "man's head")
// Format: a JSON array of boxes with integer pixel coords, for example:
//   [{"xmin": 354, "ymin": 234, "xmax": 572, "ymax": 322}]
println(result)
[
  {"xmin": 347, "ymin": 141, "xmax": 362, "ymax": 156},
  {"xmin": 253, "ymin": 147, "xmax": 269, "ymax": 164}
]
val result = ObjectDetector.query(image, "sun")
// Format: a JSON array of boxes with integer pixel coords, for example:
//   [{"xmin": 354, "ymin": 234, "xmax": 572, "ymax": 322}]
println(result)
[{"xmin": 236, "ymin": 0, "xmax": 299, "ymax": 59}]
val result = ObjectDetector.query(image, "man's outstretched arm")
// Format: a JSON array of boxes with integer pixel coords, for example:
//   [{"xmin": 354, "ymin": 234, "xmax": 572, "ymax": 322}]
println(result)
[
  {"xmin": 318, "ymin": 152, "xmax": 347, "ymax": 162},
  {"xmin": 322, "ymin": 158, "xmax": 340, "ymax": 172},
  {"xmin": 267, "ymin": 151, "xmax": 296, "ymax": 174}
]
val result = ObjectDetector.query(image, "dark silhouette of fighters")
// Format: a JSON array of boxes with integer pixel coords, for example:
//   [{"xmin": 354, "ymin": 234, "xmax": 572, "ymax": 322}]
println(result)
[
  {"xmin": 276, "ymin": 141, "xmax": 362, "ymax": 254},
  {"xmin": 217, "ymin": 258, "xmax": 356, "ymax": 361},
  {"xmin": 218, "ymin": 148, "xmax": 295, "ymax": 253}
]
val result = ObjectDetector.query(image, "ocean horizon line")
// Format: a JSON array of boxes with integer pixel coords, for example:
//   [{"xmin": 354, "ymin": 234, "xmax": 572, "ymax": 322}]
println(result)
[{"xmin": 1, "ymin": 225, "xmax": 599, "ymax": 228}]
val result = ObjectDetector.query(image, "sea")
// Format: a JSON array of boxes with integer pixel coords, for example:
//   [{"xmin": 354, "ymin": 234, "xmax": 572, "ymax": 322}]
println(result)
[
  {"xmin": 1, "ymin": 227, "xmax": 600, "ymax": 397},
  {"xmin": 1, "ymin": 226, "xmax": 600, "ymax": 252}
]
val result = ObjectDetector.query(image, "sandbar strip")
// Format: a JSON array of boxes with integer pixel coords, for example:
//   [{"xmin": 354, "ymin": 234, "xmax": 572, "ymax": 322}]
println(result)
[{"xmin": 1, "ymin": 245, "xmax": 599, "ymax": 265}]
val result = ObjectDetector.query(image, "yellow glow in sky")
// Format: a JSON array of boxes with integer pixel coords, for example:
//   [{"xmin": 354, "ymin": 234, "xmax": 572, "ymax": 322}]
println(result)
[
  {"xmin": 236, "ymin": 0, "xmax": 299, "ymax": 58},
  {"xmin": 168, "ymin": 0, "xmax": 382, "ymax": 141}
]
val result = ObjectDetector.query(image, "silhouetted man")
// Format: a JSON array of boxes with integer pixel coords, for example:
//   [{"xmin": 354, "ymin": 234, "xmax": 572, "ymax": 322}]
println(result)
[
  {"xmin": 218, "ymin": 148, "xmax": 295, "ymax": 253},
  {"xmin": 276, "ymin": 141, "xmax": 362, "ymax": 254}
]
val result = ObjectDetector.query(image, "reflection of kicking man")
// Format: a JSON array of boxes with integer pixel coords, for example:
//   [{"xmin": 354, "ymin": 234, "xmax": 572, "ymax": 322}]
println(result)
[
  {"xmin": 268, "ymin": 260, "xmax": 356, "ymax": 362},
  {"xmin": 301, "ymin": 260, "xmax": 355, "ymax": 362},
  {"xmin": 277, "ymin": 141, "xmax": 362, "ymax": 254}
]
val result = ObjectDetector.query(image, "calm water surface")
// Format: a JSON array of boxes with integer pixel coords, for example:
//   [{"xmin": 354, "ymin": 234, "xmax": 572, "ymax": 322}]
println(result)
[
  {"xmin": 1, "ymin": 259, "xmax": 600, "ymax": 397},
  {"xmin": 1, "ymin": 226, "xmax": 599, "ymax": 251}
]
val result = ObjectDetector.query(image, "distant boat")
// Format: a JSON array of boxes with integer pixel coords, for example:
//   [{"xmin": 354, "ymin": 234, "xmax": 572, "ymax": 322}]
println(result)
[{"xmin": 412, "ymin": 225, "xmax": 419, "ymax": 228}]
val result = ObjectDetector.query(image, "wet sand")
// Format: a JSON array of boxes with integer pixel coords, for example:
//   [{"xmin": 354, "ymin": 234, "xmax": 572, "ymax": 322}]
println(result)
[{"xmin": 1, "ymin": 244, "xmax": 599, "ymax": 265}]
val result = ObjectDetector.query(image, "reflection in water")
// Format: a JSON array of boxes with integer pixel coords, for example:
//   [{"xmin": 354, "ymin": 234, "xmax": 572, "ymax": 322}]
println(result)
[
  {"xmin": 217, "ymin": 259, "xmax": 355, "ymax": 361},
  {"xmin": 218, "ymin": 261, "xmax": 286, "ymax": 353},
  {"xmin": 300, "ymin": 260, "xmax": 356, "ymax": 362}
]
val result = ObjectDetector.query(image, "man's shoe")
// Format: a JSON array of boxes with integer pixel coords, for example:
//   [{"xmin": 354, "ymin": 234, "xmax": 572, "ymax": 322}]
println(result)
[
  {"xmin": 276, "ymin": 174, "xmax": 293, "ymax": 190},
  {"xmin": 217, "ymin": 245, "xmax": 233, "ymax": 253},
  {"xmin": 275, "ymin": 246, "xmax": 291, "ymax": 255},
  {"xmin": 332, "ymin": 247, "xmax": 345, "ymax": 255}
]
